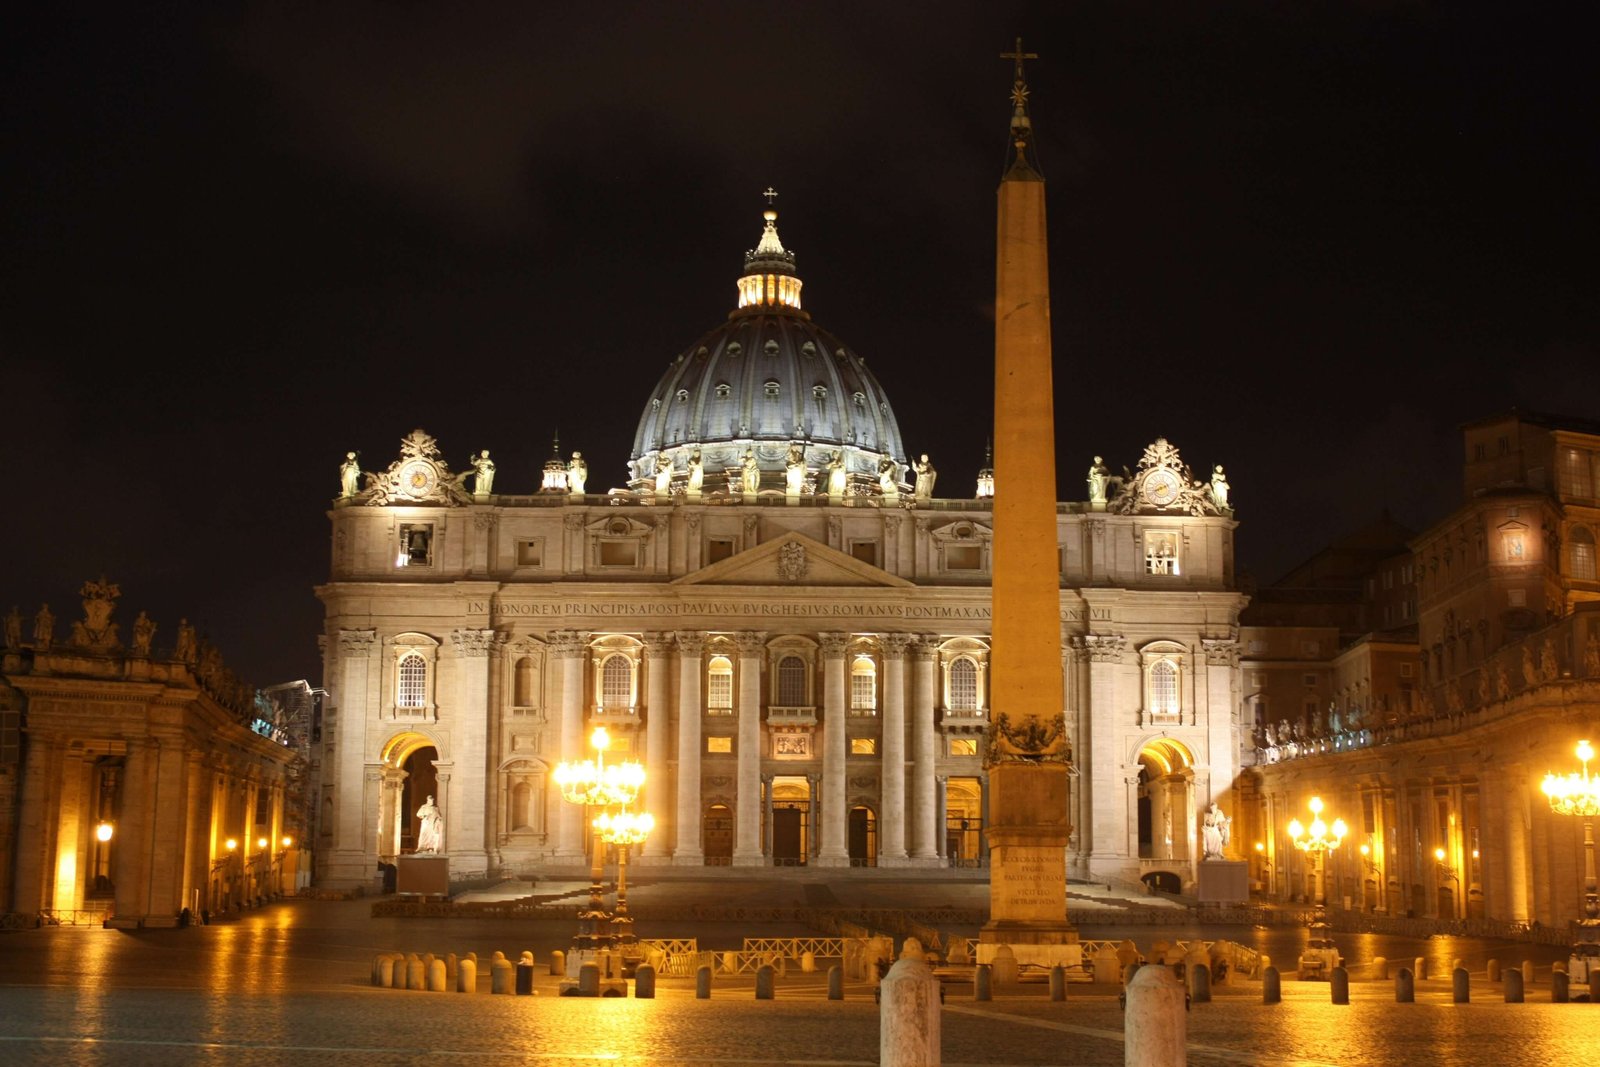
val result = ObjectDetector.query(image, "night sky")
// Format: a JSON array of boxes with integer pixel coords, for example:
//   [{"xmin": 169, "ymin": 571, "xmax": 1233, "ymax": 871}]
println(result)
[{"xmin": 4, "ymin": 3, "xmax": 1595, "ymax": 687}]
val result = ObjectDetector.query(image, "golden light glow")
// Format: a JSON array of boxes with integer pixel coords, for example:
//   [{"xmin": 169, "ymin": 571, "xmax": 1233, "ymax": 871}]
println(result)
[
  {"xmin": 595, "ymin": 810, "xmax": 655, "ymax": 845},
  {"xmin": 257, "ymin": 837, "xmax": 268, "ymax": 850},
  {"xmin": 282, "ymin": 835, "xmax": 294, "ymax": 848},
  {"xmin": 225, "ymin": 838, "xmax": 237, "ymax": 852},
  {"xmin": 1542, "ymin": 739, "xmax": 1600, "ymax": 817},
  {"xmin": 1288, "ymin": 796, "xmax": 1346, "ymax": 853},
  {"xmin": 553, "ymin": 726, "xmax": 645, "ymax": 808},
  {"xmin": 95, "ymin": 822, "xmax": 114, "ymax": 843},
  {"xmin": 1434, "ymin": 847, "xmax": 1447, "ymax": 863},
  {"xmin": 1359, "ymin": 843, "xmax": 1370, "ymax": 857}
]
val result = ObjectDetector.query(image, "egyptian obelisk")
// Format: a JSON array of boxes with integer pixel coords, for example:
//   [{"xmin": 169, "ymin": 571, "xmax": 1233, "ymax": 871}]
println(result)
[{"xmin": 981, "ymin": 40, "xmax": 1077, "ymax": 958}]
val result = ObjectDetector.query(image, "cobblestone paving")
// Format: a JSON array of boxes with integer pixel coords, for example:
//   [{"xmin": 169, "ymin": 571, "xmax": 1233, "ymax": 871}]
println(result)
[{"xmin": 0, "ymin": 897, "xmax": 1591, "ymax": 1065}]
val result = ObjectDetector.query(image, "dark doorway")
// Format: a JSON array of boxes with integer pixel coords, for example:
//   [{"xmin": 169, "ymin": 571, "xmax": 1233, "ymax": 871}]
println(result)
[
  {"xmin": 704, "ymin": 804, "xmax": 733, "ymax": 865},
  {"xmin": 773, "ymin": 807, "xmax": 804, "ymax": 865},
  {"xmin": 848, "ymin": 806, "xmax": 876, "ymax": 867}
]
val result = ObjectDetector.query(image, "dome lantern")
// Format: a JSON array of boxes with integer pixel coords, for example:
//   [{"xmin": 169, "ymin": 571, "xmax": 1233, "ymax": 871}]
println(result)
[{"xmin": 736, "ymin": 189, "xmax": 803, "ymax": 311}]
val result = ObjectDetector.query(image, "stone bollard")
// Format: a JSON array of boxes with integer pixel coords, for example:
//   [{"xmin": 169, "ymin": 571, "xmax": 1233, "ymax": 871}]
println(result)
[
  {"xmin": 1125, "ymin": 963, "xmax": 1186, "ymax": 1067},
  {"xmin": 1588, "ymin": 970, "xmax": 1600, "ymax": 1002},
  {"xmin": 1413, "ymin": 956, "xmax": 1427, "ymax": 982},
  {"xmin": 374, "ymin": 953, "xmax": 395, "ymax": 987},
  {"xmin": 1553, "ymin": 971, "xmax": 1569, "ymax": 1003},
  {"xmin": 1372, "ymin": 956, "xmax": 1388, "ymax": 981},
  {"xmin": 634, "ymin": 964, "xmax": 656, "ymax": 999},
  {"xmin": 407, "ymin": 954, "xmax": 426, "ymax": 991},
  {"xmin": 549, "ymin": 949, "xmax": 565, "ymax": 977},
  {"xmin": 801, "ymin": 951, "xmax": 816, "ymax": 974},
  {"xmin": 515, "ymin": 954, "xmax": 535, "ymax": 996},
  {"xmin": 696, "ymin": 964, "xmax": 712, "ymax": 999},
  {"xmin": 1093, "ymin": 946, "xmax": 1121, "ymax": 984},
  {"xmin": 723, "ymin": 951, "xmax": 739, "ymax": 975},
  {"xmin": 1262, "ymin": 966, "xmax": 1281, "ymax": 1004},
  {"xmin": 491, "ymin": 957, "xmax": 514, "ymax": 995},
  {"xmin": 427, "ymin": 958, "xmax": 447, "ymax": 993},
  {"xmin": 457, "ymin": 957, "xmax": 477, "ymax": 993},
  {"xmin": 1521, "ymin": 960, "xmax": 1534, "ymax": 987},
  {"xmin": 974, "ymin": 964, "xmax": 992, "ymax": 1002},
  {"xmin": 1506, "ymin": 968, "xmax": 1525, "ymax": 1003},
  {"xmin": 880, "ymin": 954, "xmax": 941, "ymax": 1067},
  {"xmin": 1453, "ymin": 968, "xmax": 1470, "ymax": 1003},
  {"xmin": 1453, "ymin": 957, "xmax": 1466, "ymax": 975},
  {"xmin": 828, "ymin": 965, "xmax": 844, "ymax": 1001},
  {"xmin": 756, "ymin": 964, "xmax": 775, "ymax": 1000},
  {"xmin": 1189, "ymin": 963, "xmax": 1211, "ymax": 1004},
  {"xmin": 1395, "ymin": 968, "xmax": 1414, "ymax": 1003},
  {"xmin": 1258, "ymin": 954, "xmax": 1271, "ymax": 975},
  {"xmin": 578, "ymin": 961, "xmax": 600, "ymax": 997},
  {"xmin": 1050, "ymin": 965, "xmax": 1067, "ymax": 1001},
  {"xmin": 1487, "ymin": 959, "xmax": 1500, "ymax": 982},
  {"xmin": 991, "ymin": 945, "xmax": 1018, "ymax": 988},
  {"xmin": 1330, "ymin": 967, "xmax": 1348, "ymax": 1005},
  {"xmin": 1122, "ymin": 963, "xmax": 1141, "ymax": 988}
]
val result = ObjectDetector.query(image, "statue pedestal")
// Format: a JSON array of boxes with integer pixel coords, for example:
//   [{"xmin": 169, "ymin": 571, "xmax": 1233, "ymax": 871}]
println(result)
[
  {"xmin": 980, "ymin": 762, "xmax": 1078, "ymax": 968},
  {"xmin": 397, "ymin": 854, "xmax": 450, "ymax": 897},
  {"xmin": 1197, "ymin": 860, "xmax": 1249, "ymax": 905}
]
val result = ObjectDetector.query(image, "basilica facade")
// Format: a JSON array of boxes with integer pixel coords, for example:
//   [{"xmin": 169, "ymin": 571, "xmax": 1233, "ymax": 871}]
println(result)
[{"xmin": 313, "ymin": 205, "xmax": 1248, "ymax": 892}]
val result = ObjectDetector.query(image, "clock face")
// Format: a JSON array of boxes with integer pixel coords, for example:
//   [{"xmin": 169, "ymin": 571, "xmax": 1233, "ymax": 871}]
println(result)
[
  {"xmin": 400, "ymin": 461, "xmax": 437, "ymax": 499},
  {"xmin": 1144, "ymin": 468, "xmax": 1181, "ymax": 507}
]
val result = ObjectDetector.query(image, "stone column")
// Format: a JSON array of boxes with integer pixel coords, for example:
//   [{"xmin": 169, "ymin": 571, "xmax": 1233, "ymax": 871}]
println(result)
[
  {"xmin": 378, "ymin": 768, "xmax": 405, "ymax": 860},
  {"xmin": 1203, "ymin": 639, "xmax": 1239, "ymax": 816},
  {"xmin": 733, "ymin": 631, "xmax": 767, "ymax": 866},
  {"xmin": 1503, "ymin": 771, "xmax": 1531, "ymax": 922},
  {"xmin": 673, "ymin": 631, "xmax": 705, "ymax": 864},
  {"xmin": 640, "ymin": 633, "xmax": 674, "ymax": 861},
  {"xmin": 329, "ymin": 629, "xmax": 377, "ymax": 886},
  {"xmin": 9, "ymin": 730, "xmax": 62, "ymax": 914},
  {"xmin": 1086, "ymin": 636, "xmax": 1127, "ymax": 877},
  {"xmin": 807, "ymin": 772, "xmax": 821, "ymax": 860},
  {"xmin": 817, "ymin": 633, "xmax": 850, "ymax": 866},
  {"xmin": 449, "ymin": 627, "xmax": 496, "ymax": 877},
  {"xmin": 762, "ymin": 772, "xmax": 775, "ymax": 857},
  {"xmin": 936, "ymin": 775, "xmax": 949, "ymax": 862},
  {"xmin": 549, "ymin": 630, "xmax": 588, "ymax": 862},
  {"xmin": 181, "ymin": 752, "xmax": 207, "ymax": 916},
  {"xmin": 909, "ymin": 635, "xmax": 939, "ymax": 861},
  {"xmin": 879, "ymin": 633, "xmax": 911, "ymax": 865},
  {"xmin": 142, "ymin": 733, "xmax": 192, "ymax": 923}
]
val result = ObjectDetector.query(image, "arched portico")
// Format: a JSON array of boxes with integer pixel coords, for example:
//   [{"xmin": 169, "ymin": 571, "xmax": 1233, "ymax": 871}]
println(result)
[
  {"xmin": 1135, "ymin": 736, "xmax": 1198, "ymax": 890},
  {"xmin": 378, "ymin": 731, "xmax": 441, "ymax": 861}
]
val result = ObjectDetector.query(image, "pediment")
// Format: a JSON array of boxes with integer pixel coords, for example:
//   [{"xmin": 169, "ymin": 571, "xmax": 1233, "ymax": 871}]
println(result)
[
  {"xmin": 672, "ymin": 531, "xmax": 913, "ymax": 588},
  {"xmin": 586, "ymin": 515, "xmax": 655, "ymax": 538},
  {"xmin": 930, "ymin": 519, "xmax": 992, "ymax": 543}
]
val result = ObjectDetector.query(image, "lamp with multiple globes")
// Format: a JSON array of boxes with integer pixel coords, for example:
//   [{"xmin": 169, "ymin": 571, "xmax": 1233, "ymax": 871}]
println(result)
[
  {"xmin": 553, "ymin": 726, "xmax": 650, "ymax": 991},
  {"xmin": 1541, "ymin": 740, "xmax": 1600, "ymax": 978},
  {"xmin": 1286, "ymin": 795, "xmax": 1346, "ymax": 917},
  {"xmin": 594, "ymin": 809, "xmax": 654, "ymax": 963}
]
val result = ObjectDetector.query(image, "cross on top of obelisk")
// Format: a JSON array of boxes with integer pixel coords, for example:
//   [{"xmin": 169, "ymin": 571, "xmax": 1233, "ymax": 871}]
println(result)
[
  {"xmin": 1000, "ymin": 37, "xmax": 1037, "ymax": 101},
  {"xmin": 763, "ymin": 187, "xmax": 778, "ymax": 206}
]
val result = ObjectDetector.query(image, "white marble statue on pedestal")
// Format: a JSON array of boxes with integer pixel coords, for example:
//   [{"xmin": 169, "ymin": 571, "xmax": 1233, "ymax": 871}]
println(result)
[
  {"xmin": 1201, "ymin": 802, "xmax": 1230, "ymax": 861},
  {"xmin": 416, "ymin": 795, "xmax": 444, "ymax": 853}
]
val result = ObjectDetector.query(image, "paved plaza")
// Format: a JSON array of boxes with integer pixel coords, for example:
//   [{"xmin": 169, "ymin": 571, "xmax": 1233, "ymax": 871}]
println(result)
[{"xmin": 0, "ymin": 876, "xmax": 1592, "ymax": 1066}]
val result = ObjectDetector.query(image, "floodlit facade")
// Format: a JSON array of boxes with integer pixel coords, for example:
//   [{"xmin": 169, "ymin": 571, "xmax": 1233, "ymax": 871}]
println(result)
[
  {"xmin": 1244, "ymin": 411, "xmax": 1600, "ymax": 926},
  {"xmin": 313, "ymin": 203, "xmax": 1249, "ymax": 893}
]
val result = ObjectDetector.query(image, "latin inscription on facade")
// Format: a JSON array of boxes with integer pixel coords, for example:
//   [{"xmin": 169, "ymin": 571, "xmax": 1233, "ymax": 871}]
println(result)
[{"xmin": 471, "ymin": 599, "xmax": 1109, "ymax": 623}]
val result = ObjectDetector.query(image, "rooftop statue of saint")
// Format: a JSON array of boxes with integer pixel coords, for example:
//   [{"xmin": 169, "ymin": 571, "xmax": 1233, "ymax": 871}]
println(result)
[
  {"xmin": 1210, "ymin": 464, "xmax": 1230, "ymax": 510},
  {"xmin": 913, "ymin": 454, "xmax": 936, "ymax": 502},
  {"xmin": 340, "ymin": 451, "xmax": 361, "ymax": 499},
  {"xmin": 741, "ymin": 448, "xmax": 760, "ymax": 496},
  {"xmin": 1087, "ymin": 456, "xmax": 1109, "ymax": 504},
  {"xmin": 568, "ymin": 452, "xmax": 587, "ymax": 494},
  {"xmin": 470, "ymin": 450, "xmax": 495, "ymax": 495}
]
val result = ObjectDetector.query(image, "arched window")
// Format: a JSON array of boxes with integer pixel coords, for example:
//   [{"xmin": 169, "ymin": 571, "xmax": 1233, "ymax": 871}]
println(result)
[
  {"xmin": 1573, "ymin": 526, "xmax": 1597, "ymax": 581},
  {"xmin": 601, "ymin": 654, "xmax": 632, "ymax": 709},
  {"xmin": 850, "ymin": 656, "xmax": 877, "ymax": 711},
  {"xmin": 777, "ymin": 655, "xmax": 806, "ymax": 703},
  {"xmin": 949, "ymin": 658, "xmax": 979, "ymax": 710},
  {"xmin": 777, "ymin": 655, "xmax": 807, "ymax": 706},
  {"xmin": 510, "ymin": 782, "xmax": 533, "ymax": 830},
  {"xmin": 1149, "ymin": 660, "xmax": 1179, "ymax": 716},
  {"xmin": 398, "ymin": 653, "xmax": 426, "ymax": 708},
  {"xmin": 514, "ymin": 656, "xmax": 537, "ymax": 707},
  {"xmin": 707, "ymin": 655, "xmax": 734, "ymax": 712}
]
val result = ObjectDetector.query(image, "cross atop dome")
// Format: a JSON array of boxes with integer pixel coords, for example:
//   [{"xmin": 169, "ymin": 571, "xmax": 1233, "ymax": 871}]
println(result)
[{"xmin": 740, "ymin": 190, "xmax": 802, "ymax": 310}]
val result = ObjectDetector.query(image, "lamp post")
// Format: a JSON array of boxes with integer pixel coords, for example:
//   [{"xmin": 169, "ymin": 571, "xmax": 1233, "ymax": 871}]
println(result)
[
  {"xmin": 1434, "ymin": 847, "xmax": 1460, "ymax": 920},
  {"xmin": 595, "ymin": 809, "xmax": 653, "ymax": 971},
  {"xmin": 1540, "ymin": 738, "xmax": 1600, "ymax": 976},
  {"xmin": 553, "ymin": 726, "xmax": 645, "ymax": 992},
  {"xmin": 1287, "ymin": 796, "xmax": 1347, "ymax": 920}
]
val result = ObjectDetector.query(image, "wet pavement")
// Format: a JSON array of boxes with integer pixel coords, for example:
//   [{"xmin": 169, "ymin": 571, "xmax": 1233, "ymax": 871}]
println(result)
[{"xmin": 0, "ymin": 882, "xmax": 1592, "ymax": 1066}]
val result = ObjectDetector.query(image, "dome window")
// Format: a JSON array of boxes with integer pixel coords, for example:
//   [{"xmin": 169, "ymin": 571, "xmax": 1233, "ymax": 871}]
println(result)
[
  {"xmin": 764, "ymin": 339, "xmax": 780, "ymax": 356},
  {"xmin": 801, "ymin": 341, "xmax": 816, "ymax": 357},
  {"xmin": 836, "ymin": 348, "xmax": 849, "ymax": 362},
  {"xmin": 853, "ymin": 392, "xmax": 866, "ymax": 408},
  {"xmin": 696, "ymin": 346, "xmax": 709, "ymax": 360},
  {"xmin": 813, "ymin": 385, "xmax": 828, "ymax": 402},
  {"xmin": 652, "ymin": 398, "xmax": 662, "ymax": 410},
  {"xmin": 676, "ymin": 389, "xmax": 689, "ymax": 403},
  {"xmin": 714, "ymin": 382, "xmax": 731, "ymax": 399},
  {"xmin": 727, "ymin": 342, "xmax": 742, "ymax": 357},
  {"xmin": 764, "ymin": 380, "xmax": 781, "ymax": 398}
]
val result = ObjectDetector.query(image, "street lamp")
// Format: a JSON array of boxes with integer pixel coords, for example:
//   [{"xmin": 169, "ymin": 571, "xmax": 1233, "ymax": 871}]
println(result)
[
  {"xmin": 1254, "ymin": 841, "xmax": 1273, "ymax": 894},
  {"xmin": 1287, "ymin": 796, "xmax": 1347, "ymax": 918},
  {"xmin": 553, "ymin": 726, "xmax": 645, "ymax": 993},
  {"xmin": 1536, "ymin": 742, "xmax": 1600, "ymax": 934},
  {"xmin": 594, "ymin": 809, "xmax": 654, "ymax": 969},
  {"xmin": 1434, "ymin": 847, "xmax": 1461, "ymax": 919}
]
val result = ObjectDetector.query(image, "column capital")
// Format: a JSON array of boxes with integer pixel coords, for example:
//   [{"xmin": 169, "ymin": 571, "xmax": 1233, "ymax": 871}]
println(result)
[
  {"xmin": 450, "ymin": 628, "xmax": 498, "ymax": 657},
  {"xmin": 819, "ymin": 632, "xmax": 850, "ymax": 657},
  {"xmin": 674, "ymin": 630, "xmax": 706, "ymax": 657},
  {"xmin": 339, "ymin": 628, "xmax": 377, "ymax": 655},
  {"xmin": 911, "ymin": 634, "xmax": 940, "ymax": 661},
  {"xmin": 642, "ymin": 631, "xmax": 676, "ymax": 657},
  {"xmin": 547, "ymin": 629, "xmax": 588, "ymax": 657},
  {"xmin": 881, "ymin": 632, "xmax": 914, "ymax": 658},
  {"xmin": 735, "ymin": 631, "xmax": 768, "ymax": 655}
]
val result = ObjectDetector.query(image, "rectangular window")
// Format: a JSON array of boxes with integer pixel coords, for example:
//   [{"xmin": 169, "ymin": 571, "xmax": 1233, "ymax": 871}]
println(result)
[
  {"xmin": 1300, "ymin": 640, "xmax": 1320, "ymax": 656},
  {"xmin": 1302, "ymin": 673, "xmax": 1318, "ymax": 687},
  {"xmin": 1507, "ymin": 589, "xmax": 1527, "ymax": 607},
  {"xmin": 1400, "ymin": 663, "xmax": 1414, "ymax": 678},
  {"xmin": 949, "ymin": 738, "xmax": 978, "ymax": 757},
  {"xmin": 707, "ymin": 672, "xmax": 733, "ymax": 711},
  {"xmin": 1473, "ymin": 442, "xmax": 1486, "ymax": 461},
  {"xmin": 707, "ymin": 538, "xmax": 735, "ymax": 564},
  {"xmin": 707, "ymin": 736, "xmax": 732, "ymax": 754},
  {"xmin": 1565, "ymin": 449, "xmax": 1597, "ymax": 500},
  {"xmin": 516, "ymin": 539, "xmax": 543, "ymax": 567},
  {"xmin": 850, "ymin": 738, "xmax": 877, "ymax": 756},
  {"xmin": 850, "ymin": 671, "xmax": 876, "ymax": 710},
  {"xmin": 945, "ymin": 545, "xmax": 981, "ymax": 571},
  {"xmin": 1144, "ymin": 532, "xmax": 1180, "ymax": 575},
  {"xmin": 599, "ymin": 540, "xmax": 639, "ymax": 566},
  {"xmin": 850, "ymin": 541, "xmax": 879, "ymax": 566}
]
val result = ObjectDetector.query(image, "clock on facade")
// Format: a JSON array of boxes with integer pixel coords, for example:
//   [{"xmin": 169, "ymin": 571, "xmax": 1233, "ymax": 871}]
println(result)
[
  {"xmin": 1143, "ymin": 468, "xmax": 1181, "ymax": 507},
  {"xmin": 399, "ymin": 461, "xmax": 438, "ymax": 499}
]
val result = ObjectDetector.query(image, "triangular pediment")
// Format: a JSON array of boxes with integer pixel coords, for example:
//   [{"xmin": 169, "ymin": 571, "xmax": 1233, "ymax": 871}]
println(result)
[{"xmin": 672, "ymin": 531, "xmax": 913, "ymax": 588}]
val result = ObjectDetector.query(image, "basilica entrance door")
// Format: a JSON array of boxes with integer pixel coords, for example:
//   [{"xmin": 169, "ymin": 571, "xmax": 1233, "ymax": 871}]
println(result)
[
  {"xmin": 703, "ymin": 804, "xmax": 733, "ymax": 866},
  {"xmin": 848, "ymin": 806, "xmax": 876, "ymax": 867},
  {"xmin": 773, "ymin": 808, "xmax": 803, "ymax": 865}
]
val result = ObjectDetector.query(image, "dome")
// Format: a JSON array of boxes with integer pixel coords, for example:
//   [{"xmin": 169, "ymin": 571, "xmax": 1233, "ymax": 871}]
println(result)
[{"xmin": 629, "ymin": 199, "xmax": 908, "ymax": 497}]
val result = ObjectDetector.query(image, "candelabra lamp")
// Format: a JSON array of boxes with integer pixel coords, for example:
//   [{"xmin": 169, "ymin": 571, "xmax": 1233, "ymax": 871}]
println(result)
[{"xmin": 1541, "ymin": 739, "xmax": 1600, "ymax": 981}]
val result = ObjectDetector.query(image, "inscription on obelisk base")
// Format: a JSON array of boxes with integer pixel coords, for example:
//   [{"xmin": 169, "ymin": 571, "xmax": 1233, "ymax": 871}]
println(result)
[{"xmin": 978, "ymin": 761, "xmax": 1079, "ymax": 969}]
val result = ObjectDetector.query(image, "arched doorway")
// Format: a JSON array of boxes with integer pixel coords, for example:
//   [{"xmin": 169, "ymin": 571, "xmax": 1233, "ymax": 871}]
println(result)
[
  {"xmin": 848, "ymin": 805, "xmax": 877, "ymax": 867},
  {"xmin": 1134, "ymin": 737, "xmax": 1196, "ymax": 864},
  {"xmin": 770, "ymin": 776, "xmax": 811, "ymax": 866},
  {"xmin": 944, "ymin": 778, "xmax": 983, "ymax": 867},
  {"xmin": 377, "ymin": 732, "xmax": 441, "ymax": 868},
  {"xmin": 400, "ymin": 746, "xmax": 438, "ymax": 854},
  {"xmin": 704, "ymin": 803, "xmax": 733, "ymax": 865}
]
